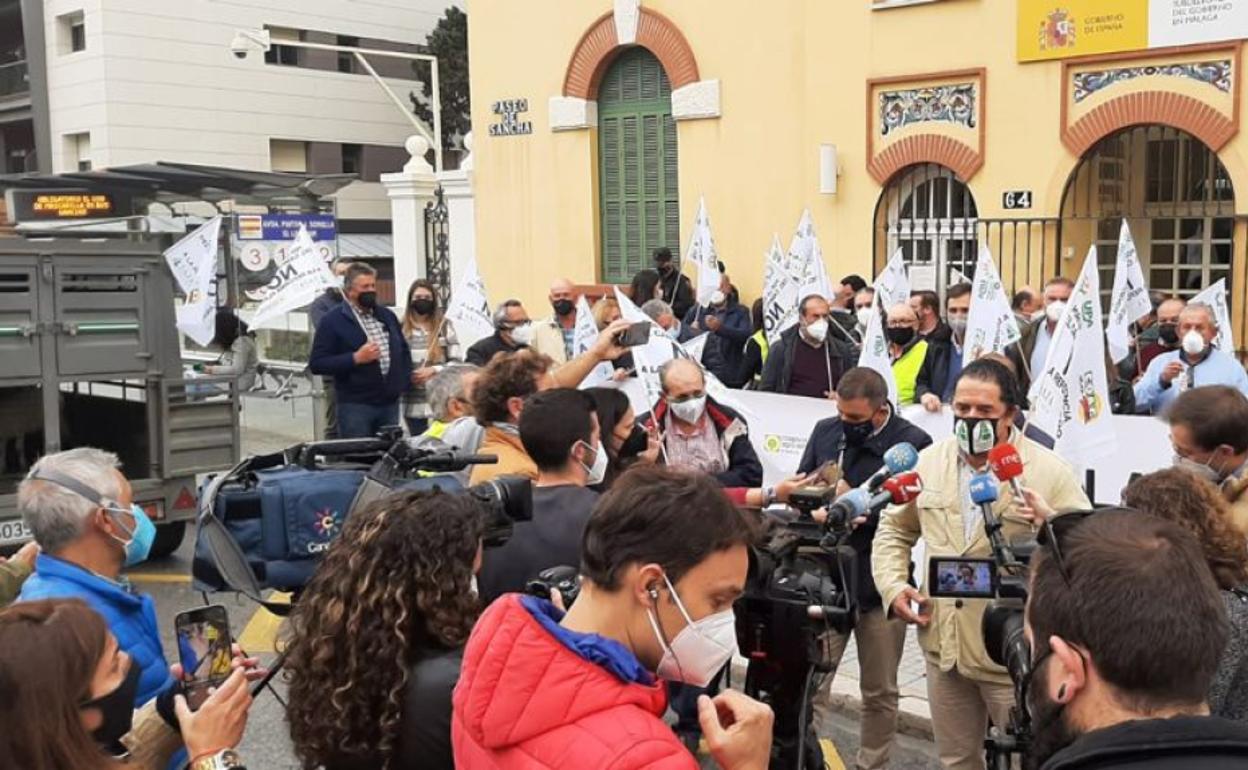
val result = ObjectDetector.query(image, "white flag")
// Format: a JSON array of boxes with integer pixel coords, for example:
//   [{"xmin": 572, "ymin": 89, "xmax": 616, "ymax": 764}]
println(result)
[
  {"xmin": 1191, "ymin": 278, "xmax": 1235, "ymax": 354},
  {"xmin": 445, "ymin": 255, "xmax": 495, "ymax": 348},
  {"xmin": 573, "ymin": 294, "xmax": 614, "ymax": 388},
  {"xmin": 1106, "ymin": 220, "xmax": 1153, "ymax": 363},
  {"xmin": 858, "ymin": 292, "xmax": 899, "ymax": 406},
  {"xmin": 686, "ymin": 197, "xmax": 721, "ymax": 305},
  {"xmin": 176, "ymin": 300, "xmax": 217, "ymax": 347},
  {"xmin": 963, "ymin": 245, "xmax": 1022, "ymax": 367},
  {"xmin": 1028, "ymin": 248, "xmax": 1117, "ymax": 466},
  {"xmin": 250, "ymin": 226, "xmax": 340, "ymax": 329},
  {"xmin": 680, "ymin": 333, "xmax": 708, "ymax": 363},
  {"xmin": 762, "ymin": 234, "xmax": 800, "ymax": 345},
  {"xmin": 950, "ymin": 267, "xmax": 971, "ymax": 286},
  {"xmin": 787, "ymin": 209, "xmax": 833, "ymax": 301},
  {"xmin": 165, "ymin": 217, "xmax": 222, "ymax": 346},
  {"xmin": 874, "ymin": 249, "xmax": 912, "ymax": 312}
]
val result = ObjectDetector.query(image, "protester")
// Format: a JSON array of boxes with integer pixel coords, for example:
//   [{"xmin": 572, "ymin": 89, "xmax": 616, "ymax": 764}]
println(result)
[
  {"xmin": 402, "ymin": 279, "xmax": 454, "ymax": 435},
  {"xmin": 0, "ymin": 598, "xmax": 255, "ymax": 770},
  {"xmin": 654, "ymin": 247, "xmax": 695, "ymax": 319},
  {"xmin": 886, "ymin": 303, "xmax": 929, "ymax": 406},
  {"xmin": 422, "ymin": 364, "xmax": 478, "ymax": 441},
  {"xmin": 642, "ymin": 298, "xmax": 692, "ymax": 343},
  {"xmin": 795, "ymin": 367, "xmax": 933, "ymax": 768},
  {"xmin": 199, "ymin": 309, "xmax": 259, "ymax": 393},
  {"xmin": 309, "ymin": 259, "xmax": 351, "ymax": 439},
  {"xmin": 642, "ymin": 358, "xmax": 763, "ymax": 487},
  {"xmin": 1134, "ymin": 302, "xmax": 1248, "ymax": 414},
  {"xmin": 1010, "ymin": 285, "xmax": 1039, "ymax": 328},
  {"xmin": 916, "ymin": 282, "xmax": 971, "ymax": 408},
  {"xmin": 17, "ymin": 448, "xmax": 172, "ymax": 705},
  {"xmin": 467, "ymin": 349, "xmax": 554, "ymax": 485},
  {"xmin": 1026, "ymin": 510, "xmax": 1248, "ymax": 769},
  {"xmin": 452, "ymin": 465, "xmax": 773, "ymax": 770},
  {"xmin": 873, "ymin": 359, "xmax": 1090, "ymax": 770},
  {"xmin": 854, "ymin": 287, "xmax": 876, "ymax": 339},
  {"xmin": 760, "ymin": 294, "xmax": 857, "ymax": 398},
  {"xmin": 630, "ymin": 267, "xmax": 666, "ymax": 307},
  {"xmin": 1121, "ymin": 468, "xmax": 1248, "ymax": 721},
  {"xmin": 0, "ymin": 540, "xmax": 37, "ymax": 606},
  {"xmin": 1166, "ymin": 385, "xmax": 1248, "ymax": 534},
  {"xmin": 479, "ymin": 389, "xmax": 602, "ymax": 601},
  {"xmin": 585, "ymin": 386, "xmax": 659, "ymax": 489},
  {"xmin": 910, "ymin": 290, "xmax": 950, "ymax": 342},
  {"xmin": 837, "ymin": 274, "xmax": 868, "ymax": 311},
  {"xmin": 1116, "ymin": 292, "xmax": 1165, "ymax": 381},
  {"xmin": 738, "ymin": 298, "xmax": 769, "ymax": 387},
  {"xmin": 592, "ymin": 296, "xmax": 622, "ymax": 330},
  {"xmin": 465, "ymin": 300, "xmax": 533, "ymax": 366},
  {"xmin": 309, "ymin": 262, "xmax": 412, "ymax": 438},
  {"xmin": 683, "ymin": 272, "xmax": 751, "ymax": 387},
  {"xmin": 286, "ymin": 489, "xmax": 484, "ymax": 770},
  {"xmin": 1134, "ymin": 296, "xmax": 1185, "ymax": 376},
  {"xmin": 532, "ymin": 278, "xmax": 578, "ymax": 364}
]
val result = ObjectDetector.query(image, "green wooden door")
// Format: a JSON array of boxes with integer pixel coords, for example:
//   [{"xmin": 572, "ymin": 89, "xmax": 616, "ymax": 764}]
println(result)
[{"xmin": 598, "ymin": 47, "xmax": 680, "ymax": 284}]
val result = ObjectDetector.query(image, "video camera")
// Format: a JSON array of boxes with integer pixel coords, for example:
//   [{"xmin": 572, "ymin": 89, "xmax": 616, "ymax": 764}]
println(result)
[{"xmin": 735, "ymin": 442, "xmax": 921, "ymax": 770}]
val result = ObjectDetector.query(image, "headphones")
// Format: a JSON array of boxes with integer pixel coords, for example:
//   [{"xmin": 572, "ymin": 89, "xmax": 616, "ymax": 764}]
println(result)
[{"xmin": 648, "ymin": 586, "xmax": 660, "ymax": 601}]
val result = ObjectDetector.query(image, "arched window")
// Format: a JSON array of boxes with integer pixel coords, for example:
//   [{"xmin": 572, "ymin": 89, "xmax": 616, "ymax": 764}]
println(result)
[
  {"xmin": 597, "ymin": 47, "xmax": 680, "ymax": 284},
  {"xmin": 874, "ymin": 163, "xmax": 978, "ymax": 296}
]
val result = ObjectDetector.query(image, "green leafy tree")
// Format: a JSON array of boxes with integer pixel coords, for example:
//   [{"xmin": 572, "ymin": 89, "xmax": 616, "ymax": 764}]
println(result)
[{"xmin": 411, "ymin": 7, "xmax": 470, "ymax": 159}]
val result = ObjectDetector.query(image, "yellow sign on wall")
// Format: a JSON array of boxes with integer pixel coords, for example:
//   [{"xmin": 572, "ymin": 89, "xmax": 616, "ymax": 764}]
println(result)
[{"xmin": 1018, "ymin": 0, "xmax": 1149, "ymax": 62}]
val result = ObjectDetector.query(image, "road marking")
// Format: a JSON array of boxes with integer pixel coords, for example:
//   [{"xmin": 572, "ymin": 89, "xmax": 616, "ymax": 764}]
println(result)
[
  {"xmin": 126, "ymin": 572, "xmax": 192, "ymax": 584},
  {"xmin": 820, "ymin": 739, "xmax": 845, "ymax": 770},
  {"xmin": 237, "ymin": 592, "xmax": 292, "ymax": 653}
]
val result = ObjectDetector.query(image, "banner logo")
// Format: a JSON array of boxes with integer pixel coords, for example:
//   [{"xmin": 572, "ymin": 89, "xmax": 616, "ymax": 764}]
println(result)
[{"xmin": 1040, "ymin": 8, "xmax": 1077, "ymax": 50}]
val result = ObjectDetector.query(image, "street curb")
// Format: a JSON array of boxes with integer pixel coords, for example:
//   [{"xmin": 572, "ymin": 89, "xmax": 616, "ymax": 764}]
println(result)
[{"xmin": 827, "ymin": 691, "xmax": 935, "ymax": 742}]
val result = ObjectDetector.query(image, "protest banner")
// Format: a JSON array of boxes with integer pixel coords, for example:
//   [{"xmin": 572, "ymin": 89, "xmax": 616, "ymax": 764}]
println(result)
[
  {"xmin": 874, "ymin": 249, "xmax": 911, "ymax": 311},
  {"xmin": 1191, "ymin": 278, "xmax": 1235, "ymax": 353},
  {"xmin": 444, "ymin": 254, "xmax": 494, "ymax": 348},
  {"xmin": 762, "ymin": 234, "xmax": 800, "ymax": 345},
  {"xmin": 164, "ymin": 217, "xmax": 222, "ymax": 346},
  {"xmin": 963, "ymin": 245, "xmax": 1021, "ymax": 366},
  {"xmin": 1106, "ymin": 219, "xmax": 1152, "ymax": 364},
  {"xmin": 859, "ymin": 292, "xmax": 899, "ymax": 406},
  {"xmin": 686, "ymin": 197, "xmax": 721, "ymax": 305},
  {"xmin": 249, "ymin": 226, "xmax": 339, "ymax": 330},
  {"xmin": 573, "ymin": 294, "xmax": 614, "ymax": 388},
  {"xmin": 787, "ymin": 208, "xmax": 832, "ymax": 301}
]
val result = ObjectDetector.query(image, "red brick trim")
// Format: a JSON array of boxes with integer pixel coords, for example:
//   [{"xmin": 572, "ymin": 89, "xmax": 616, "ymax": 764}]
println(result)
[
  {"xmin": 1062, "ymin": 91, "xmax": 1237, "ymax": 155},
  {"xmin": 563, "ymin": 8, "xmax": 700, "ymax": 100},
  {"xmin": 867, "ymin": 134, "xmax": 983, "ymax": 185}
]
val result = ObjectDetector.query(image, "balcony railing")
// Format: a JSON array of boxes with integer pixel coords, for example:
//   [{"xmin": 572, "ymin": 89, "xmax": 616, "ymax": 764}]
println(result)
[{"xmin": 0, "ymin": 59, "xmax": 29, "ymax": 99}]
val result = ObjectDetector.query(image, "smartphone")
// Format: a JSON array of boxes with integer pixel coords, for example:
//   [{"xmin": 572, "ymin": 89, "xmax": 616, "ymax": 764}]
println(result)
[
  {"xmin": 615, "ymin": 321, "xmax": 652, "ymax": 348},
  {"xmin": 174, "ymin": 605, "xmax": 233, "ymax": 710},
  {"xmin": 812, "ymin": 460, "xmax": 842, "ymax": 488},
  {"xmin": 927, "ymin": 557, "xmax": 998, "ymax": 599}
]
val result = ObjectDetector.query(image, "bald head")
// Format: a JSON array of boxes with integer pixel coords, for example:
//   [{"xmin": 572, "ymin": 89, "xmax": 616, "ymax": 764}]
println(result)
[
  {"xmin": 886, "ymin": 303, "xmax": 918, "ymax": 327},
  {"xmin": 659, "ymin": 358, "xmax": 705, "ymax": 398},
  {"xmin": 549, "ymin": 278, "xmax": 574, "ymax": 302},
  {"xmin": 1157, "ymin": 298, "xmax": 1186, "ymax": 326}
]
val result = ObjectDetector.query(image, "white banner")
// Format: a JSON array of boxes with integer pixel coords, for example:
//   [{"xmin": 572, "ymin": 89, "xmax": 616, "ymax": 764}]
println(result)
[
  {"xmin": 762, "ymin": 234, "xmax": 800, "ymax": 345},
  {"xmin": 445, "ymin": 254, "xmax": 495, "ymax": 348},
  {"xmin": 1191, "ymin": 278, "xmax": 1235, "ymax": 353},
  {"xmin": 787, "ymin": 208, "xmax": 833, "ymax": 301},
  {"xmin": 859, "ymin": 291, "xmax": 899, "ymax": 406},
  {"xmin": 165, "ymin": 217, "xmax": 222, "ymax": 346},
  {"xmin": 875, "ymin": 249, "xmax": 912, "ymax": 311},
  {"xmin": 573, "ymin": 294, "xmax": 614, "ymax": 388},
  {"xmin": 176, "ymin": 300, "xmax": 217, "ymax": 347},
  {"xmin": 686, "ymin": 196, "xmax": 721, "ymax": 305},
  {"xmin": 1028, "ymin": 247, "xmax": 1117, "ymax": 466},
  {"xmin": 963, "ymin": 245, "xmax": 1021, "ymax": 366},
  {"xmin": 249, "ymin": 226, "xmax": 340, "ymax": 329},
  {"xmin": 1106, "ymin": 219, "xmax": 1152, "ymax": 364}
]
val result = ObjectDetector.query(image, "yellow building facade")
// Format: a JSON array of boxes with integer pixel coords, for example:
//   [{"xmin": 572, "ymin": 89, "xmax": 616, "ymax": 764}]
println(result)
[{"xmin": 467, "ymin": 0, "xmax": 1248, "ymax": 349}]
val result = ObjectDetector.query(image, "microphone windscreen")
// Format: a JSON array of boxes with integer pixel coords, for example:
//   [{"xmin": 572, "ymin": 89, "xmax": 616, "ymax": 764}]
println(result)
[
  {"xmin": 987, "ymin": 444, "xmax": 1024, "ymax": 483},
  {"xmin": 969, "ymin": 472, "xmax": 1000, "ymax": 505},
  {"xmin": 883, "ymin": 442, "xmax": 920, "ymax": 475}
]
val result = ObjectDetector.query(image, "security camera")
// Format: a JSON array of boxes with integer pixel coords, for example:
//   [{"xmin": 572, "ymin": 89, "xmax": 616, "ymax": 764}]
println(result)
[{"xmin": 230, "ymin": 29, "xmax": 270, "ymax": 60}]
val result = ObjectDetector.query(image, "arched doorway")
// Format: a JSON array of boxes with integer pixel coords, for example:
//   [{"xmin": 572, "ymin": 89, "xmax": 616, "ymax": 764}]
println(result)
[
  {"xmin": 873, "ymin": 163, "xmax": 979, "ymax": 296},
  {"xmin": 1060, "ymin": 125, "xmax": 1235, "ymax": 309},
  {"xmin": 597, "ymin": 47, "xmax": 680, "ymax": 284}
]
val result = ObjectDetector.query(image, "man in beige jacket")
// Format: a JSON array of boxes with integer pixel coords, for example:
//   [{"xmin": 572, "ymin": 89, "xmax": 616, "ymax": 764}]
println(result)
[
  {"xmin": 530, "ymin": 278, "xmax": 578, "ymax": 365},
  {"xmin": 873, "ymin": 358, "xmax": 1089, "ymax": 770}
]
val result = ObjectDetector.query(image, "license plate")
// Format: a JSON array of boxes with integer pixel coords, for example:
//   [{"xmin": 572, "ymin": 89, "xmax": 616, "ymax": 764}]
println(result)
[{"xmin": 0, "ymin": 519, "xmax": 31, "ymax": 546}]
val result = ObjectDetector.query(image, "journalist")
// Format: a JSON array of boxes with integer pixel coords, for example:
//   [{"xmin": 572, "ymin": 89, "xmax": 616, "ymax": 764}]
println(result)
[
  {"xmin": 1121, "ymin": 468, "xmax": 1248, "ymax": 721},
  {"xmin": 1167, "ymin": 385, "xmax": 1248, "ymax": 534},
  {"xmin": 1025, "ymin": 510, "xmax": 1248, "ymax": 769},
  {"xmin": 1135, "ymin": 302, "xmax": 1248, "ymax": 414},
  {"xmin": 422, "ymin": 363, "xmax": 479, "ymax": 442},
  {"xmin": 452, "ymin": 465, "xmax": 773, "ymax": 770},
  {"xmin": 873, "ymin": 359, "xmax": 1090, "ymax": 770},
  {"xmin": 585, "ymin": 387, "xmax": 660, "ymax": 489},
  {"xmin": 467, "ymin": 350, "xmax": 556, "ymax": 484},
  {"xmin": 795, "ymin": 367, "xmax": 933, "ymax": 768},
  {"xmin": 478, "ymin": 388, "xmax": 602, "ymax": 602},
  {"xmin": 641, "ymin": 358, "xmax": 763, "ymax": 487},
  {"xmin": 285, "ymin": 489, "xmax": 485, "ymax": 770},
  {"xmin": 0, "ymin": 598, "xmax": 254, "ymax": 770}
]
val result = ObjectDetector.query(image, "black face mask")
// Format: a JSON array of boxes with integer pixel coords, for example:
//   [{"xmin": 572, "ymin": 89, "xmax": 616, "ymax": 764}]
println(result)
[
  {"xmin": 1158, "ymin": 323, "xmax": 1179, "ymax": 346},
  {"xmin": 357, "ymin": 291, "xmax": 378, "ymax": 310},
  {"xmin": 1024, "ymin": 653, "xmax": 1078, "ymax": 770},
  {"xmin": 656, "ymin": 263, "xmax": 673, "ymax": 276},
  {"xmin": 552, "ymin": 299, "xmax": 575, "ymax": 317},
  {"xmin": 842, "ymin": 418, "xmax": 875, "ymax": 448},
  {"xmin": 886, "ymin": 327, "xmax": 915, "ymax": 347},
  {"xmin": 618, "ymin": 425, "xmax": 649, "ymax": 460},
  {"xmin": 411, "ymin": 298, "xmax": 436, "ymax": 316},
  {"xmin": 82, "ymin": 661, "xmax": 141, "ymax": 754}
]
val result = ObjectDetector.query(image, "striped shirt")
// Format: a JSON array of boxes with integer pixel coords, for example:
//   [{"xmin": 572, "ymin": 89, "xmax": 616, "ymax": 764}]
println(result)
[{"xmin": 358, "ymin": 310, "xmax": 391, "ymax": 376}]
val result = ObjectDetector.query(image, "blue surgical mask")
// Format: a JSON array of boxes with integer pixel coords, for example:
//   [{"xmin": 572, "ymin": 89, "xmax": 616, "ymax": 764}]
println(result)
[{"xmin": 107, "ymin": 504, "xmax": 156, "ymax": 567}]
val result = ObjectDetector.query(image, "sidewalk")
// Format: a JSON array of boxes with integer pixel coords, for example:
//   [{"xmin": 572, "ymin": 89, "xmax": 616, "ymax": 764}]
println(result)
[{"xmin": 826, "ymin": 626, "xmax": 935, "ymax": 740}]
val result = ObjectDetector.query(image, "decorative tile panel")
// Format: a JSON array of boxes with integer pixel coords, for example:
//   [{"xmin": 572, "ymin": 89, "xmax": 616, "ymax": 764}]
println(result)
[
  {"xmin": 879, "ymin": 83, "xmax": 976, "ymax": 137},
  {"xmin": 1072, "ymin": 60, "xmax": 1232, "ymax": 103}
]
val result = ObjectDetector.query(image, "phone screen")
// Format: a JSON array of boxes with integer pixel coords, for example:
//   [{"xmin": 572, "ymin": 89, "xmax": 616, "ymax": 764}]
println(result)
[
  {"xmin": 928, "ymin": 558, "xmax": 997, "ymax": 599},
  {"xmin": 617, "ymin": 321, "xmax": 652, "ymax": 348},
  {"xmin": 175, "ymin": 605, "xmax": 233, "ymax": 709}
]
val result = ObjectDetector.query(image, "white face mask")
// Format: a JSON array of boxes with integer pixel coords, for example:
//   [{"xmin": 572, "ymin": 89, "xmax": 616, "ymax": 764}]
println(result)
[
  {"xmin": 668, "ymin": 395, "xmax": 706, "ymax": 424},
  {"xmin": 709, "ymin": 290, "xmax": 726, "ymax": 306},
  {"xmin": 1030, "ymin": 309, "xmax": 1046, "ymax": 322},
  {"xmin": 665, "ymin": 321, "xmax": 682, "ymax": 340},
  {"xmin": 856, "ymin": 307, "xmax": 874, "ymax": 329},
  {"xmin": 804, "ymin": 318, "xmax": 829, "ymax": 343},
  {"xmin": 1045, "ymin": 300, "xmax": 1067, "ymax": 324},
  {"xmin": 949, "ymin": 317, "xmax": 968, "ymax": 338},
  {"xmin": 509, "ymin": 322, "xmax": 534, "ymax": 346},
  {"xmin": 1174, "ymin": 453, "xmax": 1224, "ymax": 483},
  {"xmin": 646, "ymin": 573, "xmax": 738, "ymax": 687},
  {"xmin": 1182, "ymin": 330, "xmax": 1208, "ymax": 356},
  {"xmin": 576, "ymin": 440, "xmax": 608, "ymax": 486}
]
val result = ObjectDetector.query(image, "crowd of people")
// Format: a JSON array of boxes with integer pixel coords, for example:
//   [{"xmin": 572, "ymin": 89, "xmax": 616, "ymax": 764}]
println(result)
[{"xmin": 5, "ymin": 248, "xmax": 1248, "ymax": 770}]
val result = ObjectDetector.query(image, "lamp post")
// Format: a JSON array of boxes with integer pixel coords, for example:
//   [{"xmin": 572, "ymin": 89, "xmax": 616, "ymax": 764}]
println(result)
[{"xmin": 230, "ymin": 29, "xmax": 443, "ymax": 172}]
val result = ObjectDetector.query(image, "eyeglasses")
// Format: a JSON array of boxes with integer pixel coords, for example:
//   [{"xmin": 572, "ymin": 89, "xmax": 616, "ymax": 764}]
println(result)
[{"xmin": 1036, "ymin": 511, "xmax": 1095, "ymax": 586}]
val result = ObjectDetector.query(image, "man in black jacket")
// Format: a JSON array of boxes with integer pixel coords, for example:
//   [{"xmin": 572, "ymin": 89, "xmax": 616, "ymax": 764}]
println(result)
[
  {"xmin": 760, "ymin": 295, "xmax": 857, "ymax": 398},
  {"xmin": 654, "ymin": 247, "xmax": 694, "ymax": 320},
  {"xmin": 915, "ymin": 282, "xmax": 972, "ymax": 409},
  {"xmin": 640, "ymin": 358, "xmax": 762, "ymax": 487},
  {"xmin": 1026, "ymin": 509, "xmax": 1248, "ymax": 770},
  {"xmin": 795, "ymin": 367, "xmax": 933, "ymax": 769}
]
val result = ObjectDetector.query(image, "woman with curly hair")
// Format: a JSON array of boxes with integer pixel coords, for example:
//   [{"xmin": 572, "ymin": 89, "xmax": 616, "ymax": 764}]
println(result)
[
  {"xmin": 1121, "ymin": 467, "xmax": 1248, "ymax": 721},
  {"xmin": 284, "ymin": 489, "xmax": 485, "ymax": 770}
]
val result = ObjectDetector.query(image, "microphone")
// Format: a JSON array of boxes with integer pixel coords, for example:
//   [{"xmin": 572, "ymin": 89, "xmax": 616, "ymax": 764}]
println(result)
[
  {"xmin": 825, "ymin": 471, "xmax": 923, "ymax": 529},
  {"xmin": 969, "ymin": 471, "xmax": 1000, "ymax": 507},
  {"xmin": 825, "ymin": 487, "xmax": 870, "ymax": 527},
  {"xmin": 879, "ymin": 471, "xmax": 922, "ymax": 508},
  {"xmin": 987, "ymin": 444, "xmax": 1025, "ymax": 501},
  {"xmin": 969, "ymin": 472, "xmax": 1020, "ymax": 568},
  {"xmin": 861, "ymin": 442, "xmax": 920, "ymax": 492}
]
